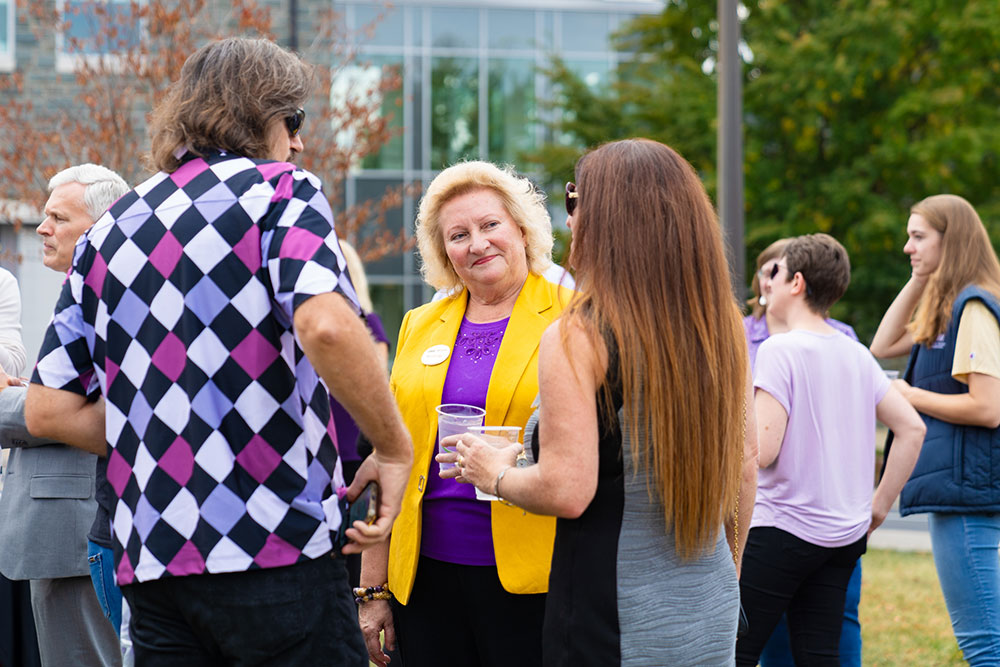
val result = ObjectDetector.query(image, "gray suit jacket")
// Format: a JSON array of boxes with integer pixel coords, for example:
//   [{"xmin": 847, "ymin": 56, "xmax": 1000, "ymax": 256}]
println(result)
[{"xmin": 0, "ymin": 386, "xmax": 97, "ymax": 580}]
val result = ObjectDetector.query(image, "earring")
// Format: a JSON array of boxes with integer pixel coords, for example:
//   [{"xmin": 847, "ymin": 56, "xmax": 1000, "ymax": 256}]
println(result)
[{"xmin": 758, "ymin": 296, "xmax": 767, "ymax": 307}]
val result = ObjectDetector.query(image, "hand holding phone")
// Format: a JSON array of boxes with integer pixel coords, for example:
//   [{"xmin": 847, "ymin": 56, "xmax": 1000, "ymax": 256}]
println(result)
[{"xmin": 337, "ymin": 481, "xmax": 380, "ymax": 549}]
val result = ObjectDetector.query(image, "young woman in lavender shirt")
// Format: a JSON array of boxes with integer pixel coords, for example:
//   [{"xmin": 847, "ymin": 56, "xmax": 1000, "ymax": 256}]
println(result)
[{"xmin": 358, "ymin": 162, "xmax": 571, "ymax": 667}]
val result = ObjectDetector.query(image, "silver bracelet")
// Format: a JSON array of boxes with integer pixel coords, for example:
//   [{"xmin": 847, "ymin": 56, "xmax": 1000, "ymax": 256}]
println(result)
[{"xmin": 494, "ymin": 465, "xmax": 513, "ymax": 500}]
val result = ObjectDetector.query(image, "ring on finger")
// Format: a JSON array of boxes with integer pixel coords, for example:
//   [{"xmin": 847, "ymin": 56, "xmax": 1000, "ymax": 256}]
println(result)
[{"xmin": 457, "ymin": 455, "xmax": 465, "ymax": 467}]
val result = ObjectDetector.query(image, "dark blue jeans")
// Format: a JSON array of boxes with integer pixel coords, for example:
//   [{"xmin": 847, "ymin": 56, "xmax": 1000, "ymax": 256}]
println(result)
[{"xmin": 121, "ymin": 553, "xmax": 366, "ymax": 666}]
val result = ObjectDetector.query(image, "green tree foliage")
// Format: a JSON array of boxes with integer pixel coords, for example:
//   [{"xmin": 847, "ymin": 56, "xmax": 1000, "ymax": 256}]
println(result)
[{"xmin": 528, "ymin": 0, "xmax": 1000, "ymax": 340}]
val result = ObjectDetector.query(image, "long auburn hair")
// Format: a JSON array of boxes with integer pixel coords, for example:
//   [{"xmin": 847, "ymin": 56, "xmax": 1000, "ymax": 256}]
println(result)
[
  {"xmin": 565, "ymin": 139, "xmax": 748, "ymax": 558},
  {"xmin": 908, "ymin": 194, "xmax": 1000, "ymax": 346}
]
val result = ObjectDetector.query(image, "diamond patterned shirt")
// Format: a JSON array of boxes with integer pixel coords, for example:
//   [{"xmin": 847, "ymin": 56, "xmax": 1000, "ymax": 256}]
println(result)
[{"xmin": 32, "ymin": 150, "xmax": 361, "ymax": 584}]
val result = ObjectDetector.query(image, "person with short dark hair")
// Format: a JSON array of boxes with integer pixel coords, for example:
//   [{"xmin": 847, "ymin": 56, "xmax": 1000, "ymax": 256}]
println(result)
[
  {"xmin": 747, "ymin": 238, "xmax": 865, "ymax": 667},
  {"xmin": 25, "ymin": 37, "xmax": 412, "ymax": 664},
  {"xmin": 736, "ymin": 233, "xmax": 926, "ymax": 666}
]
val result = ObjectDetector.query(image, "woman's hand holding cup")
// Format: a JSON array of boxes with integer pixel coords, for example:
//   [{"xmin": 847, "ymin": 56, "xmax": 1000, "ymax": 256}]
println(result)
[
  {"xmin": 442, "ymin": 433, "xmax": 520, "ymax": 495},
  {"xmin": 435, "ymin": 442, "xmax": 466, "ymax": 481}
]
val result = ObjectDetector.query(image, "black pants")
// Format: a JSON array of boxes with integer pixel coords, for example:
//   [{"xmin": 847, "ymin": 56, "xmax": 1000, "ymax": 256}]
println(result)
[
  {"xmin": 392, "ymin": 555, "xmax": 545, "ymax": 667},
  {"xmin": 122, "ymin": 553, "xmax": 366, "ymax": 666},
  {"xmin": 0, "ymin": 574, "xmax": 40, "ymax": 667},
  {"xmin": 736, "ymin": 527, "xmax": 867, "ymax": 667}
]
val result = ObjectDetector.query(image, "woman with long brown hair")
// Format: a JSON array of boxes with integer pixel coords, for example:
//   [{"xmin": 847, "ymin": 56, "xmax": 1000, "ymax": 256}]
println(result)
[
  {"xmin": 871, "ymin": 194, "xmax": 1000, "ymax": 665},
  {"xmin": 451, "ymin": 138, "xmax": 757, "ymax": 665}
]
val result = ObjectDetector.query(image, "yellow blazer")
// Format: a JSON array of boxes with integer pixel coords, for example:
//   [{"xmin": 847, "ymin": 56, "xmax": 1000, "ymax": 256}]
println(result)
[{"xmin": 388, "ymin": 272, "xmax": 572, "ymax": 605}]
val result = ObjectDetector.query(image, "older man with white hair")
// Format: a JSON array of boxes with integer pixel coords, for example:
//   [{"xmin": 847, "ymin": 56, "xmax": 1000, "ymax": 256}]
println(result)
[{"xmin": 0, "ymin": 163, "xmax": 128, "ymax": 666}]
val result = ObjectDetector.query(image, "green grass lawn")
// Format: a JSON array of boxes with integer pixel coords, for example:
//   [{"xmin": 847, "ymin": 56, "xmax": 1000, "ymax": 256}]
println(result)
[{"xmin": 861, "ymin": 549, "xmax": 964, "ymax": 666}]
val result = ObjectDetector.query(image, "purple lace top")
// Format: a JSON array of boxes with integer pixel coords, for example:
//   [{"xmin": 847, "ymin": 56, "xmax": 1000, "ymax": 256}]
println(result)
[{"xmin": 420, "ymin": 316, "xmax": 510, "ymax": 566}]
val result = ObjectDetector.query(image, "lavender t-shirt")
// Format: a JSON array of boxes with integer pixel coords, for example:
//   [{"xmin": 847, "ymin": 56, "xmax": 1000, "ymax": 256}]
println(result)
[
  {"xmin": 420, "ymin": 316, "xmax": 510, "ymax": 566},
  {"xmin": 752, "ymin": 329, "xmax": 890, "ymax": 548},
  {"xmin": 743, "ymin": 314, "xmax": 858, "ymax": 371}
]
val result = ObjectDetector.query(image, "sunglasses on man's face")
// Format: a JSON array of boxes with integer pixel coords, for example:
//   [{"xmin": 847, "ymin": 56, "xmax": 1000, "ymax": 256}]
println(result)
[
  {"xmin": 285, "ymin": 108, "xmax": 306, "ymax": 137},
  {"xmin": 565, "ymin": 182, "xmax": 579, "ymax": 216}
]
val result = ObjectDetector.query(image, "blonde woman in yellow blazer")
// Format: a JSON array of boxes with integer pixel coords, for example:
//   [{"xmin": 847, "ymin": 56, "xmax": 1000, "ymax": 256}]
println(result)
[{"xmin": 359, "ymin": 162, "xmax": 572, "ymax": 667}]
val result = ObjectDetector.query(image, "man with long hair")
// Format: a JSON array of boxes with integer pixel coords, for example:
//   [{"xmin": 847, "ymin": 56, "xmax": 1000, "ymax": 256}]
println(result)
[{"xmin": 25, "ymin": 38, "xmax": 412, "ymax": 664}]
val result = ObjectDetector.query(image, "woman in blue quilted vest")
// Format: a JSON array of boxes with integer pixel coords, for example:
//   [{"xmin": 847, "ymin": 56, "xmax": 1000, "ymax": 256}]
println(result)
[{"xmin": 871, "ymin": 194, "xmax": 1000, "ymax": 666}]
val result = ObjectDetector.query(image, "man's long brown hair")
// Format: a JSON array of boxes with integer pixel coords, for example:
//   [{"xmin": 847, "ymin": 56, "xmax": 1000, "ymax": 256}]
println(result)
[
  {"xmin": 149, "ymin": 38, "xmax": 314, "ymax": 173},
  {"xmin": 565, "ymin": 139, "xmax": 747, "ymax": 558},
  {"xmin": 909, "ymin": 194, "xmax": 1000, "ymax": 346}
]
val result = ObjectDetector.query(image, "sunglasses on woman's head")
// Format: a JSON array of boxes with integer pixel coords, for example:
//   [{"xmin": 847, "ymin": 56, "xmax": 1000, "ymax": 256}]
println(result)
[
  {"xmin": 285, "ymin": 108, "xmax": 306, "ymax": 137},
  {"xmin": 565, "ymin": 182, "xmax": 578, "ymax": 216}
]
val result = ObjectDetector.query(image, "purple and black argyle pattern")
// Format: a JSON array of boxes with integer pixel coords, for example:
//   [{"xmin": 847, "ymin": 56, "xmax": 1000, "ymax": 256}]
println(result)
[{"xmin": 32, "ymin": 150, "xmax": 360, "ymax": 585}]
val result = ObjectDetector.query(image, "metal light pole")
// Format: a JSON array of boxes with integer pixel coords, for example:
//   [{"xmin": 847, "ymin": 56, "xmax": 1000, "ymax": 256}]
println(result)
[
  {"xmin": 289, "ymin": 0, "xmax": 299, "ymax": 50},
  {"xmin": 717, "ymin": 0, "xmax": 745, "ymax": 299}
]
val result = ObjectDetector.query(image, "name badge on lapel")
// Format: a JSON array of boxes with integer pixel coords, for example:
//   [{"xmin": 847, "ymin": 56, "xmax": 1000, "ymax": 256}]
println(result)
[{"xmin": 422, "ymin": 344, "xmax": 450, "ymax": 366}]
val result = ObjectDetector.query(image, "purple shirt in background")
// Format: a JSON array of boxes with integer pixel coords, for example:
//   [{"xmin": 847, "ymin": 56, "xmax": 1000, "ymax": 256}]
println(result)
[
  {"xmin": 743, "ymin": 314, "xmax": 858, "ymax": 372},
  {"xmin": 420, "ymin": 316, "xmax": 509, "ymax": 566},
  {"xmin": 330, "ymin": 311, "xmax": 390, "ymax": 463},
  {"xmin": 752, "ymin": 330, "xmax": 890, "ymax": 547}
]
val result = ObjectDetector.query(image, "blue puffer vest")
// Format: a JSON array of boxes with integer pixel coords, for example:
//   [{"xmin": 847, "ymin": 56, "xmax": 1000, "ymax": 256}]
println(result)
[{"xmin": 897, "ymin": 285, "xmax": 1000, "ymax": 516}]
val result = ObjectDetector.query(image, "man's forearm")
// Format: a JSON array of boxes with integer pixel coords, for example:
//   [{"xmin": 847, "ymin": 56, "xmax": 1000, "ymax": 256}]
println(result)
[
  {"xmin": 296, "ymin": 293, "xmax": 412, "ymax": 461},
  {"xmin": 24, "ymin": 384, "xmax": 107, "ymax": 456}
]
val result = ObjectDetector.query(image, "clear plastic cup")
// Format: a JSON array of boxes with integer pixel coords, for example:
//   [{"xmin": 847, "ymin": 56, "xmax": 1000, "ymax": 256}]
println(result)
[
  {"xmin": 465, "ymin": 425, "xmax": 522, "ymax": 501},
  {"xmin": 435, "ymin": 404, "xmax": 486, "ymax": 471}
]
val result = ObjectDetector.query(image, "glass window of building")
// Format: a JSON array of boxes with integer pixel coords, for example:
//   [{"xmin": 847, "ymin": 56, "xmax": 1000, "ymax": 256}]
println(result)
[
  {"xmin": 56, "ymin": 0, "xmax": 144, "ymax": 72},
  {"xmin": 487, "ymin": 9, "xmax": 536, "ymax": 50},
  {"xmin": 431, "ymin": 56, "xmax": 479, "ymax": 168},
  {"xmin": 357, "ymin": 57, "xmax": 405, "ymax": 171},
  {"xmin": 0, "ymin": 0, "xmax": 13, "ymax": 71},
  {"xmin": 488, "ymin": 58, "xmax": 536, "ymax": 164},
  {"xmin": 354, "ymin": 3, "xmax": 404, "ymax": 48},
  {"xmin": 342, "ymin": 0, "xmax": 660, "ymax": 336},
  {"xmin": 430, "ymin": 6, "xmax": 479, "ymax": 49},
  {"xmin": 565, "ymin": 58, "xmax": 611, "ymax": 91},
  {"xmin": 560, "ymin": 11, "xmax": 612, "ymax": 51},
  {"xmin": 355, "ymin": 176, "xmax": 406, "ymax": 276}
]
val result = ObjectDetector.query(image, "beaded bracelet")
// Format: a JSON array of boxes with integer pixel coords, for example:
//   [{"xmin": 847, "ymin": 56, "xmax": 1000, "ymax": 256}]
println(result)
[{"xmin": 353, "ymin": 583, "xmax": 391, "ymax": 604}]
